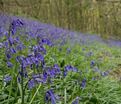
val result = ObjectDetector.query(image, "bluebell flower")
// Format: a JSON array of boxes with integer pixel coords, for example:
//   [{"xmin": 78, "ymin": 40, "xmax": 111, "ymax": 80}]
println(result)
[
  {"xmin": 4, "ymin": 75, "xmax": 12, "ymax": 83},
  {"xmin": 0, "ymin": 42, "xmax": 4, "ymax": 48},
  {"xmin": 47, "ymin": 41, "xmax": 53, "ymax": 47},
  {"xmin": 81, "ymin": 78, "xmax": 86, "ymax": 89},
  {"xmin": 64, "ymin": 65, "xmax": 78, "ymax": 76},
  {"xmin": 67, "ymin": 48, "xmax": 71, "ymax": 53},
  {"xmin": 7, "ymin": 61, "xmax": 13, "ymax": 68},
  {"xmin": 42, "ymin": 38, "xmax": 47, "ymax": 44},
  {"xmin": 48, "ymin": 69, "xmax": 55, "ymax": 78},
  {"xmin": 11, "ymin": 19, "xmax": 24, "ymax": 35},
  {"xmin": 25, "ymin": 57, "xmax": 31, "ymax": 65},
  {"xmin": 16, "ymin": 43, "xmax": 25, "ymax": 51},
  {"xmin": 17, "ymin": 56, "xmax": 25, "ymax": 64},
  {"xmin": 41, "ymin": 60, "xmax": 45, "ymax": 68},
  {"xmin": 30, "ymin": 56, "xmax": 36, "ymax": 63},
  {"xmin": 93, "ymin": 67, "xmax": 100, "ymax": 73},
  {"xmin": 16, "ymin": 19, "xmax": 24, "ymax": 26},
  {"xmin": 53, "ymin": 64, "xmax": 59, "ymax": 69},
  {"xmin": 33, "ymin": 45, "xmax": 38, "ymax": 53},
  {"xmin": 53, "ymin": 64, "xmax": 60, "ymax": 74},
  {"xmin": 63, "ymin": 71, "xmax": 67, "ymax": 77},
  {"xmin": 6, "ymin": 53, "xmax": 11, "ymax": 60},
  {"xmin": 19, "ymin": 70, "xmax": 24, "ymax": 77},
  {"xmin": 3, "ymin": 41, "xmax": 9, "ymax": 48},
  {"xmin": 35, "ymin": 53, "xmax": 44, "ymax": 61},
  {"xmin": 16, "ymin": 56, "xmax": 21, "ymax": 63},
  {"xmin": 87, "ymin": 51, "xmax": 93, "ymax": 57},
  {"xmin": 65, "ymin": 65, "xmax": 73, "ymax": 71},
  {"xmin": 101, "ymin": 71, "xmax": 109, "ymax": 77},
  {"xmin": 17, "ymin": 77, "xmax": 21, "ymax": 83},
  {"xmin": 90, "ymin": 60, "xmax": 95, "ymax": 67},
  {"xmin": 28, "ymin": 79, "xmax": 35, "ymax": 89},
  {"xmin": 24, "ymin": 72, "xmax": 28, "ymax": 78},
  {"xmin": 43, "ymin": 71, "xmax": 48, "ymax": 82},
  {"xmin": 45, "ymin": 89, "xmax": 56, "ymax": 104},
  {"xmin": 27, "ymin": 53, "xmax": 34, "ymax": 57},
  {"xmin": 73, "ymin": 67, "xmax": 78, "ymax": 72},
  {"xmin": 10, "ymin": 47, "xmax": 16, "ymax": 54},
  {"xmin": 8, "ymin": 36, "xmax": 14, "ymax": 46},
  {"xmin": 11, "ymin": 28, "xmax": 16, "ymax": 35},
  {"xmin": 34, "ymin": 57, "xmax": 39, "ymax": 66},
  {"xmin": 32, "ymin": 74, "xmax": 45, "ymax": 83},
  {"xmin": 38, "ymin": 45, "xmax": 46, "ymax": 54},
  {"xmin": 21, "ymin": 60, "xmax": 27, "ymax": 69},
  {"xmin": 32, "ymin": 74, "xmax": 41, "ymax": 79},
  {"xmin": 72, "ymin": 97, "xmax": 79, "ymax": 104},
  {"xmin": 41, "ymin": 38, "xmax": 53, "ymax": 46},
  {"xmin": 14, "ymin": 36, "xmax": 20, "ymax": 43}
]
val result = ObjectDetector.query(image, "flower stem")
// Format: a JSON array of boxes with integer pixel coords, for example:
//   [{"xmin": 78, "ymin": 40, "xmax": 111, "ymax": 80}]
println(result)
[
  {"xmin": 29, "ymin": 84, "xmax": 41, "ymax": 104},
  {"xmin": 21, "ymin": 68, "xmax": 24, "ymax": 104}
]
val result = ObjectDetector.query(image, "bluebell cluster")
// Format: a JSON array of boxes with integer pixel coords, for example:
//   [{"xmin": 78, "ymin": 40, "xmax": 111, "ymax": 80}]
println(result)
[
  {"xmin": 0, "ymin": 16, "xmax": 82, "ymax": 104},
  {"xmin": 0, "ymin": 14, "xmax": 120, "ymax": 104}
]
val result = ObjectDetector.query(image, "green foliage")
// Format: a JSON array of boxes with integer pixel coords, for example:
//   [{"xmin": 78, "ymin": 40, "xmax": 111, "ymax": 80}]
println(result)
[{"xmin": 1, "ymin": 35, "xmax": 121, "ymax": 103}]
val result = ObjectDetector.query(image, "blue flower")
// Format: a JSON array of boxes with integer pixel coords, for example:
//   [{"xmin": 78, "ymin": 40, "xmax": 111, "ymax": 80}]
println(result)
[
  {"xmin": 63, "ymin": 71, "xmax": 67, "ymax": 77},
  {"xmin": 4, "ymin": 75, "xmax": 12, "ymax": 83},
  {"xmin": 90, "ymin": 60, "xmax": 95, "ymax": 67},
  {"xmin": 48, "ymin": 69, "xmax": 55, "ymax": 78},
  {"xmin": 73, "ymin": 67, "xmax": 78, "ymax": 72},
  {"xmin": 16, "ymin": 43, "xmax": 25, "ymax": 51},
  {"xmin": 67, "ymin": 48, "xmax": 71, "ymax": 53},
  {"xmin": 10, "ymin": 47, "xmax": 16, "ymax": 54},
  {"xmin": 8, "ymin": 36, "xmax": 14, "ymax": 46},
  {"xmin": 72, "ymin": 97, "xmax": 79, "ymax": 104},
  {"xmin": 28, "ymin": 79, "xmax": 35, "ymax": 89},
  {"xmin": 41, "ymin": 38, "xmax": 53, "ymax": 46},
  {"xmin": 17, "ymin": 77, "xmax": 21, "ymax": 83},
  {"xmin": 38, "ymin": 45, "xmax": 46, "ymax": 54},
  {"xmin": 3, "ymin": 41, "xmax": 9, "ymax": 48},
  {"xmin": 6, "ymin": 53, "xmax": 11, "ymax": 60},
  {"xmin": 7, "ymin": 61, "xmax": 13, "ymax": 68},
  {"xmin": 53, "ymin": 64, "xmax": 60, "ymax": 74},
  {"xmin": 101, "ymin": 71, "xmax": 109, "ymax": 77},
  {"xmin": 35, "ymin": 53, "xmax": 44, "ymax": 61},
  {"xmin": 65, "ymin": 65, "xmax": 73, "ymax": 71},
  {"xmin": 32, "ymin": 74, "xmax": 45, "ymax": 83},
  {"xmin": 25, "ymin": 57, "xmax": 31, "ymax": 65},
  {"xmin": 81, "ymin": 78, "xmax": 86, "ymax": 89},
  {"xmin": 64, "ymin": 65, "xmax": 78, "ymax": 76},
  {"xmin": 11, "ymin": 19, "xmax": 24, "ymax": 35},
  {"xmin": 0, "ymin": 42, "xmax": 4, "ymax": 48},
  {"xmin": 14, "ymin": 36, "xmax": 20, "ymax": 43},
  {"xmin": 43, "ymin": 71, "xmax": 48, "ymax": 82},
  {"xmin": 33, "ymin": 45, "xmax": 38, "ymax": 53},
  {"xmin": 45, "ymin": 89, "xmax": 56, "ymax": 104},
  {"xmin": 87, "ymin": 51, "xmax": 93, "ymax": 57}
]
